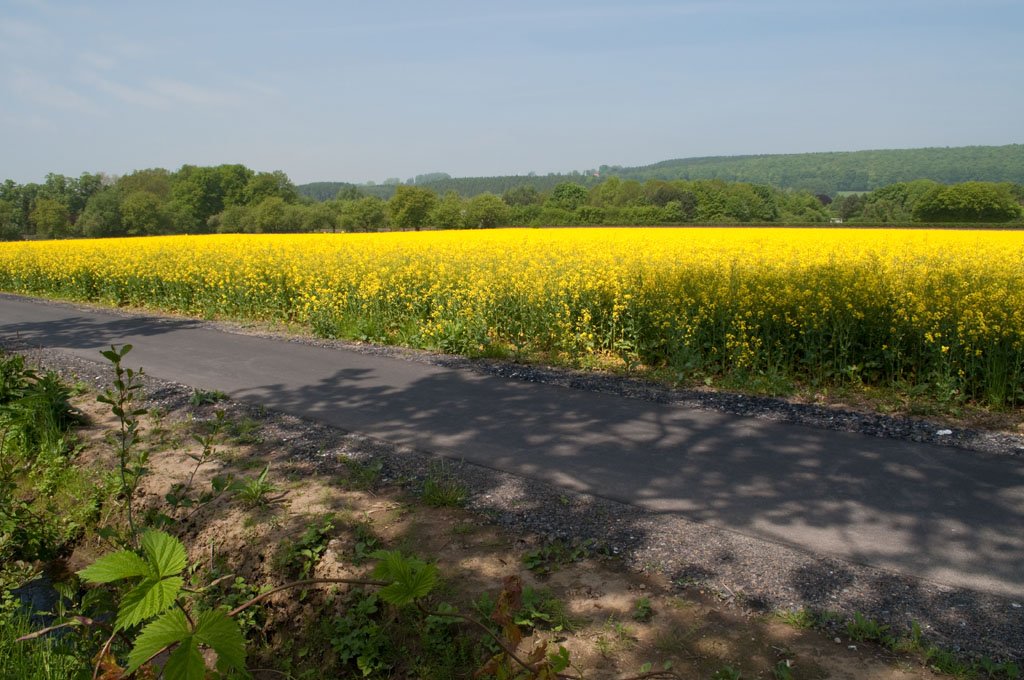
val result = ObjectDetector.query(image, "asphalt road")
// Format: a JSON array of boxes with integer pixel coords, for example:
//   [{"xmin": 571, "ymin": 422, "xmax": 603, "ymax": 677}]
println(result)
[{"xmin": 3, "ymin": 293, "xmax": 1022, "ymax": 599}]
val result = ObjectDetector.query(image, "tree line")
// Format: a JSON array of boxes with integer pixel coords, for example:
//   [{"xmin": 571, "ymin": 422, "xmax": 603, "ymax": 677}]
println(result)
[
  {"xmin": 297, "ymin": 144, "xmax": 1024, "ymax": 201},
  {"xmin": 0, "ymin": 165, "xmax": 297, "ymax": 240},
  {"xmin": 831, "ymin": 179, "xmax": 1023, "ymax": 224},
  {"xmin": 1, "ymin": 163, "xmax": 1021, "ymax": 240}
]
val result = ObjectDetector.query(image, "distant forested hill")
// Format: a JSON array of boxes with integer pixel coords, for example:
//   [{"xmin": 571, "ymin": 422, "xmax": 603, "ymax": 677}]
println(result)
[
  {"xmin": 607, "ymin": 145, "xmax": 1024, "ymax": 194},
  {"xmin": 298, "ymin": 144, "xmax": 1023, "ymax": 200}
]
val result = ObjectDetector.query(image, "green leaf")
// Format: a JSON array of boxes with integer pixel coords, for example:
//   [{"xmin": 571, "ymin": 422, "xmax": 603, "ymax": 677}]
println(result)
[
  {"xmin": 211, "ymin": 474, "xmax": 232, "ymax": 492},
  {"xmin": 549, "ymin": 646, "xmax": 571, "ymax": 672},
  {"xmin": 125, "ymin": 609, "xmax": 191, "ymax": 675},
  {"xmin": 194, "ymin": 609, "xmax": 247, "ymax": 673},
  {"xmin": 141, "ymin": 530, "xmax": 188, "ymax": 579},
  {"xmin": 370, "ymin": 550, "xmax": 407, "ymax": 581},
  {"xmin": 163, "ymin": 637, "xmax": 206, "ymax": 680},
  {"xmin": 372, "ymin": 550, "xmax": 438, "ymax": 606},
  {"xmin": 78, "ymin": 550, "xmax": 152, "ymax": 584},
  {"xmin": 116, "ymin": 576, "xmax": 184, "ymax": 629}
]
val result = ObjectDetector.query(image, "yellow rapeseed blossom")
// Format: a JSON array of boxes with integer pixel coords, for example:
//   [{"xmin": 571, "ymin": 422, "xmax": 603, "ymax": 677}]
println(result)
[{"xmin": 1, "ymin": 228, "xmax": 1022, "ymax": 405}]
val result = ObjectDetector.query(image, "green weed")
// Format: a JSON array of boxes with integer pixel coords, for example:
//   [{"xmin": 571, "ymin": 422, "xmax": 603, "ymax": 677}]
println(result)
[
  {"xmin": 632, "ymin": 595, "xmax": 654, "ymax": 622},
  {"xmin": 522, "ymin": 537, "xmax": 597, "ymax": 575},
  {"xmin": 421, "ymin": 461, "xmax": 467, "ymax": 507},
  {"xmin": 226, "ymin": 415, "xmax": 263, "ymax": 445},
  {"xmin": 327, "ymin": 589, "xmax": 390, "ymax": 676},
  {"xmin": 234, "ymin": 462, "xmax": 279, "ymax": 508},
  {"xmin": 188, "ymin": 388, "xmax": 228, "ymax": 406},
  {"xmin": 772, "ymin": 659, "xmax": 795, "ymax": 680},
  {"xmin": 775, "ymin": 607, "xmax": 817, "ymax": 629},
  {"xmin": 351, "ymin": 520, "xmax": 382, "ymax": 564},
  {"xmin": 339, "ymin": 456, "xmax": 383, "ymax": 490},
  {"xmin": 846, "ymin": 611, "xmax": 893, "ymax": 646},
  {"xmin": 276, "ymin": 515, "xmax": 335, "ymax": 580}
]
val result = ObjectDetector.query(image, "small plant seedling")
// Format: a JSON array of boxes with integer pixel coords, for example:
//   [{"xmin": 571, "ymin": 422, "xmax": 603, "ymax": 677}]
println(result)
[
  {"xmin": 155, "ymin": 409, "xmax": 232, "ymax": 526},
  {"xmin": 421, "ymin": 461, "xmax": 467, "ymax": 507},
  {"xmin": 234, "ymin": 463, "xmax": 280, "ymax": 507},
  {"xmin": 776, "ymin": 607, "xmax": 817, "ymax": 629},
  {"xmin": 227, "ymin": 416, "xmax": 263, "ymax": 444},
  {"xmin": 892, "ymin": 619, "xmax": 925, "ymax": 653},
  {"xmin": 340, "ymin": 457, "xmax": 383, "ymax": 490},
  {"xmin": 975, "ymin": 657, "xmax": 1020, "ymax": 679},
  {"xmin": 712, "ymin": 667, "xmax": 743, "ymax": 680},
  {"xmin": 635, "ymin": 661, "xmax": 675, "ymax": 676},
  {"xmin": 522, "ymin": 537, "xmax": 597, "ymax": 575},
  {"xmin": 923, "ymin": 646, "xmax": 973, "ymax": 676},
  {"xmin": 514, "ymin": 587, "xmax": 575, "ymax": 633},
  {"xmin": 277, "ymin": 516, "xmax": 335, "ymax": 580},
  {"xmin": 327, "ymin": 589, "xmax": 389, "ymax": 676},
  {"xmin": 772, "ymin": 659, "xmax": 795, "ymax": 680},
  {"xmin": 846, "ymin": 612, "xmax": 892, "ymax": 645},
  {"xmin": 96, "ymin": 343, "xmax": 148, "ymax": 539},
  {"xmin": 351, "ymin": 521, "xmax": 381, "ymax": 564},
  {"xmin": 632, "ymin": 596, "xmax": 654, "ymax": 622},
  {"xmin": 189, "ymin": 388, "xmax": 229, "ymax": 406}
]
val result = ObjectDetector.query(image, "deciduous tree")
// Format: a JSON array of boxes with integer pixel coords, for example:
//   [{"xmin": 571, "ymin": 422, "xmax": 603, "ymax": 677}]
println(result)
[
  {"xmin": 464, "ymin": 192, "xmax": 508, "ymax": 228},
  {"xmin": 29, "ymin": 197, "xmax": 72, "ymax": 238},
  {"xmin": 340, "ymin": 196, "xmax": 388, "ymax": 231},
  {"xmin": 388, "ymin": 186, "xmax": 436, "ymax": 231},
  {"xmin": 429, "ymin": 191, "xmax": 465, "ymax": 229},
  {"xmin": 545, "ymin": 182, "xmax": 589, "ymax": 211},
  {"xmin": 78, "ymin": 188, "xmax": 124, "ymax": 237},
  {"xmin": 121, "ymin": 191, "xmax": 168, "ymax": 235}
]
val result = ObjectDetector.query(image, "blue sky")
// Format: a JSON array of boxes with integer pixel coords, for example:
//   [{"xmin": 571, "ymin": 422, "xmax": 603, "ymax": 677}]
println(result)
[{"xmin": 1, "ymin": 0, "xmax": 1021, "ymax": 185}]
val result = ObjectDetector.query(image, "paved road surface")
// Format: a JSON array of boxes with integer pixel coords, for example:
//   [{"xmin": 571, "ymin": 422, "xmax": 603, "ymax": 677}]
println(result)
[{"xmin": 2, "ymin": 294, "xmax": 1022, "ymax": 599}]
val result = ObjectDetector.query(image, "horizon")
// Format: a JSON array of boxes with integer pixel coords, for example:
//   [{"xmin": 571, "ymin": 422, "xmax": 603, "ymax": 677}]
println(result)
[
  {"xmin": 3, "ymin": 1, "xmax": 1022, "ymax": 185},
  {"xmin": 7, "ymin": 142, "xmax": 1023, "ymax": 189}
]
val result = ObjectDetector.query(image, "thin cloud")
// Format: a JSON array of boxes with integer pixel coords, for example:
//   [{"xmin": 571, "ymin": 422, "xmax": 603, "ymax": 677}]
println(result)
[
  {"xmin": 237, "ymin": 79, "xmax": 284, "ymax": 99},
  {"xmin": 0, "ymin": 17, "xmax": 48, "ymax": 42},
  {"xmin": 0, "ymin": 109, "xmax": 54, "ymax": 132},
  {"xmin": 76, "ymin": 70, "xmax": 256, "ymax": 111},
  {"xmin": 0, "ymin": 16, "xmax": 55, "ymax": 61},
  {"xmin": 78, "ymin": 51, "xmax": 118, "ymax": 71},
  {"xmin": 7, "ymin": 69, "xmax": 101, "ymax": 116},
  {"xmin": 149, "ymin": 79, "xmax": 242, "ymax": 108},
  {"xmin": 77, "ymin": 71, "xmax": 165, "ymax": 109}
]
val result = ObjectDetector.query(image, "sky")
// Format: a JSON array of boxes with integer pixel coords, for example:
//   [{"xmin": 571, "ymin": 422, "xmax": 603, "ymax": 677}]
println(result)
[{"xmin": 1, "ymin": 0, "xmax": 1022, "ymax": 185}]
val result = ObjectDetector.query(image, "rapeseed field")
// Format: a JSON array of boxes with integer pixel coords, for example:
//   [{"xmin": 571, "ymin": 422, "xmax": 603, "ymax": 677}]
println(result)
[{"xmin": 1, "ymin": 228, "xmax": 1021, "ymax": 406}]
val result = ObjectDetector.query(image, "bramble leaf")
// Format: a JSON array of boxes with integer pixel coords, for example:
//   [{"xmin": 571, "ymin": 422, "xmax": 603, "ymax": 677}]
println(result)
[
  {"xmin": 116, "ymin": 576, "xmax": 184, "ymax": 630},
  {"xmin": 125, "ymin": 609, "xmax": 191, "ymax": 675},
  {"xmin": 78, "ymin": 550, "xmax": 152, "ymax": 584},
  {"xmin": 372, "ymin": 550, "xmax": 438, "ymax": 605},
  {"xmin": 141, "ymin": 530, "xmax": 187, "ymax": 579},
  {"xmin": 163, "ymin": 637, "xmax": 205, "ymax": 680},
  {"xmin": 194, "ymin": 609, "xmax": 247, "ymax": 674}
]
